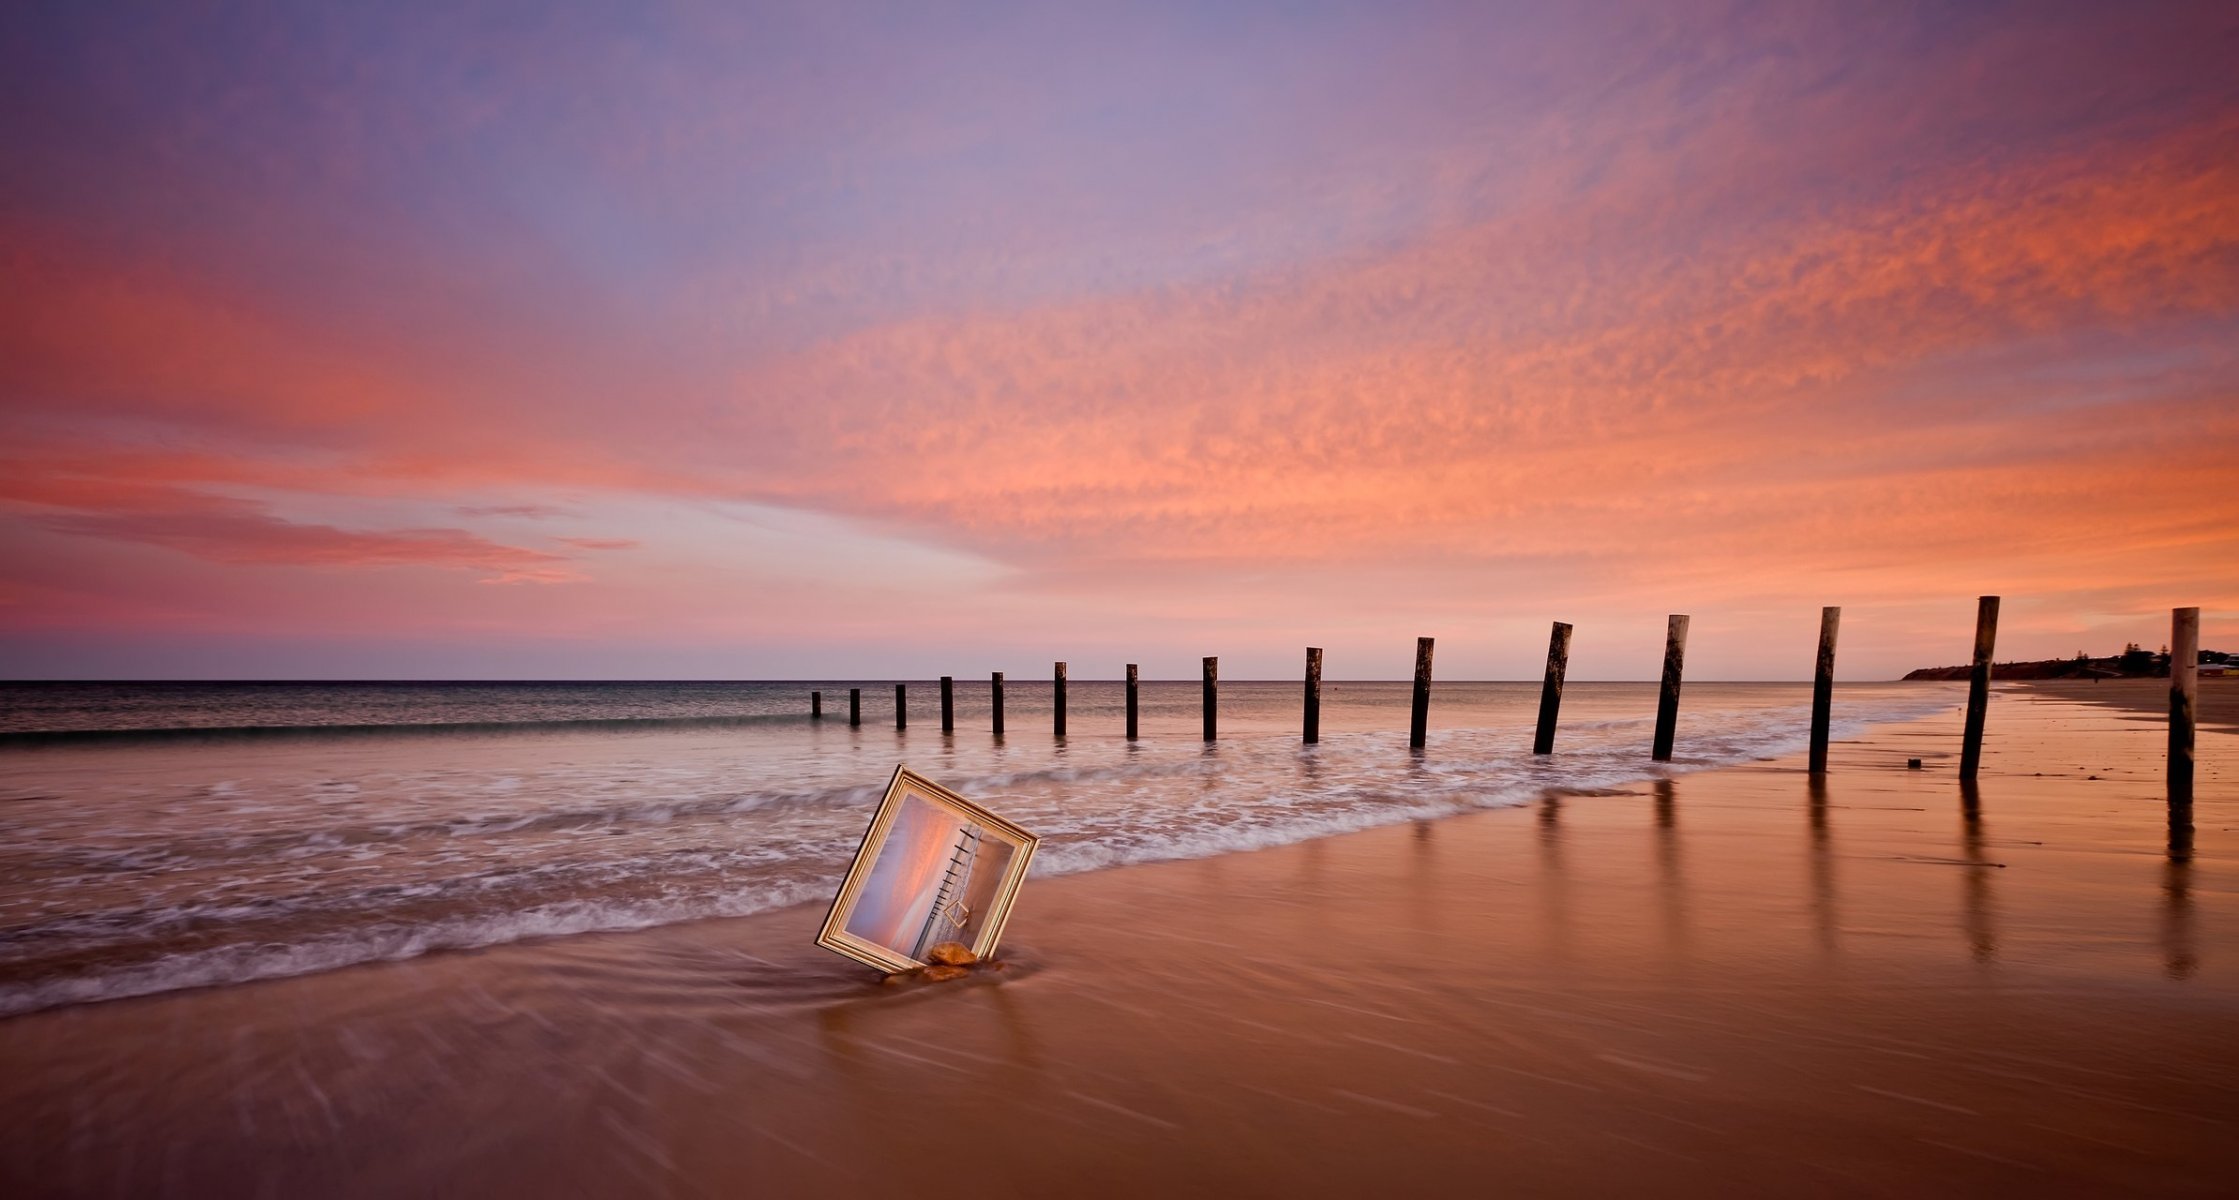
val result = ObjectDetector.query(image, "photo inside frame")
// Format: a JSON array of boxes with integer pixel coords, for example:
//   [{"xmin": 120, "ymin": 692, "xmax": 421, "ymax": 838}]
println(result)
[{"xmin": 838, "ymin": 784, "xmax": 1024, "ymax": 963}]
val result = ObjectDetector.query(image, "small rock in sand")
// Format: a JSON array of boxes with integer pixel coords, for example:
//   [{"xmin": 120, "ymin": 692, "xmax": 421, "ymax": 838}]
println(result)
[{"xmin": 927, "ymin": 941, "xmax": 978, "ymax": 966}]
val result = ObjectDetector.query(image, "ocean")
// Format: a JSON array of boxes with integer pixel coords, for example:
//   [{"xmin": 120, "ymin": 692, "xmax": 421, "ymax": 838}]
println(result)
[{"xmin": 0, "ymin": 678, "xmax": 1965, "ymax": 1016}]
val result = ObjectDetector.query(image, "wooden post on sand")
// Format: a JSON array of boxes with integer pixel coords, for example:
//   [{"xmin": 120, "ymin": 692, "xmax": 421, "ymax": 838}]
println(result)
[
  {"xmin": 1652, "ymin": 615, "xmax": 1689, "ymax": 762},
  {"xmin": 1410, "ymin": 637, "xmax": 1434, "ymax": 749},
  {"xmin": 1809, "ymin": 607, "xmax": 1840, "ymax": 775},
  {"xmin": 2171, "ymin": 606, "xmax": 2199, "ymax": 808},
  {"xmin": 940, "ymin": 676, "xmax": 954, "ymax": 733},
  {"xmin": 991, "ymin": 672, "xmax": 1005, "ymax": 737},
  {"xmin": 1053, "ymin": 662, "xmax": 1068, "ymax": 737},
  {"xmin": 1959, "ymin": 596, "xmax": 1999, "ymax": 782},
  {"xmin": 1125, "ymin": 664, "xmax": 1139, "ymax": 741},
  {"xmin": 1203, "ymin": 657, "xmax": 1218, "ymax": 742},
  {"xmin": 811, "ymin": 691, "xmax": 822, "ymax": 720},
  {"xmin": 849, "ymin": 687, "xmax": 861, "ymax": 728},
  {"xmin": 1303, "ymin": 647, "xmax": 1323, "ymax": 744},
  {"xmin": 1534, "ymin": 622, "xmax": 1570, "ymax": 755},
  {"xmin": 894, "ymin": 684, "xmax": 906, "ymax": 731}
]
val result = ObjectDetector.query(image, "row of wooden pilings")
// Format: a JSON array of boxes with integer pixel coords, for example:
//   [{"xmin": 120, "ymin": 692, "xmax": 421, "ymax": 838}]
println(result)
[{"xmin": 808, "ymin": 599, "xmax": 2204, "ymax": 806}]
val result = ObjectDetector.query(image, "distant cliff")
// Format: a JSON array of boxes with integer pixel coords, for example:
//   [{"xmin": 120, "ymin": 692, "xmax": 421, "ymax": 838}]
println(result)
[{"xmin": 1903, "ymin": 646, "xmax": 2230, "ymax": 681}]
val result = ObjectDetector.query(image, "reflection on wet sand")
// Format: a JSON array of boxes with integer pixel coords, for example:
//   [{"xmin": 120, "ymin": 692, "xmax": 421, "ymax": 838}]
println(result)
[
  {"xmin": 1806, "ymin": 775, "xmax": 1838, "ymax": 955},
  {"xmin": 1652, "ymin": 779, "xmax": 1688, "ymax": 957},
  {"xmin": 1958, "ymin": 782, "xmax": 1998, "ymax": 965},
  {"xmin": 2162, "ymin": 857, "xmax": 2198, "ymax": 981},
  {"xmin": 1535, "ymin": 796, "xmax": 1568, "ymax": 965}
]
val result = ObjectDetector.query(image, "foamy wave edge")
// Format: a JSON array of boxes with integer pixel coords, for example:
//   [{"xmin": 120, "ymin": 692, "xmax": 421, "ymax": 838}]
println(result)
[{"xmin": 0, "ymin": 694, "xmax": 1960, "ymax": 1018}]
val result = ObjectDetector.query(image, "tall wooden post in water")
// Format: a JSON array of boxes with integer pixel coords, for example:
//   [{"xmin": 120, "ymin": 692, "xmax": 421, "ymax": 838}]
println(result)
[
  {"xmin": 1303, "ymin": 647, "xmax": 1323, "ymax": 744},
  {"xmin": 894, "ymin": 684, "xmax": 907, "ymax": 731},
  {"xmin": 2171, "ymin": 606, "xmax": 2199, "ymax": 807},
  {"xmin": 1202, "ymin": 657, "xmax": 1218, "ymax": 741},
  {"xmin": 1959, "ymin": 596, "xmax": 1999, "ymax": 782},
  {"xmin": 940, "ymin": 676, "xmax": 954, "ymax": 733},
  {"xmin": 1053, "ymin": 662, "xmax": 1067, "ymax": 737},
  {"xmin": 1809, "ymin": 607, "xmax": 1840, "ymax": 775},
  {"xmin": 991, "ymin": 672, "xmax": 1005, "ymax": 737},
  {"xmin": 1534, "ymin": 622, "xmax": 1571, "ymax": 755},
  {"xmin": 1125, "ymin": 664, "xmax": 1139, "ymax": 741},
  {"xmin": 811, "ymin": 691, "xmax": 822, "ymax": 720},
  {"xmin": 1410, "ymin": 637, "xmax": 1435, "ymax": 749},
  {"xmin": 849, "ymin": 688, "xmax": 861, "ymax": 728},
  {"xmin": 1652, "ymin": 615, "xmax": 1689, "ymax": 762}
]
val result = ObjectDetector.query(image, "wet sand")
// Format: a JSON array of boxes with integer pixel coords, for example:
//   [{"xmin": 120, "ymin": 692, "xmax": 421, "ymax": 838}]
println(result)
[
  {"xmin": 2, "ymin": 688, "xmax": 2234, "ymax": 1197},
  {"xmin": 2023, "ymin": 675, "xmax": 2239, "ymax": 733}
]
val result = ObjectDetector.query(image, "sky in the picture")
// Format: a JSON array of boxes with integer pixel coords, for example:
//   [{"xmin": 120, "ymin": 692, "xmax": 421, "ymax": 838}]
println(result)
[
  {"xmin": 2, "ymin": 1, "xmax": 2234, "ymax": 679},
  {"xmin": 844, "ymin": 793, "xmax": 965, "ymax": 955}
]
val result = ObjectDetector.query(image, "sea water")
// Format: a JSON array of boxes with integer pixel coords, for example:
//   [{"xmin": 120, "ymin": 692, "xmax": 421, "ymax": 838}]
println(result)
[{"xmin": 0, "ymin": 678, "xmax": 1964, "ymax": 1015}]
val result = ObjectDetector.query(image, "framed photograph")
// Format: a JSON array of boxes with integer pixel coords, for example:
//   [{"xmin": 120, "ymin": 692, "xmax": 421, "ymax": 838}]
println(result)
[{"xmin": 817, "ymin": 765, "xmax": 1040, "ymax": 974}]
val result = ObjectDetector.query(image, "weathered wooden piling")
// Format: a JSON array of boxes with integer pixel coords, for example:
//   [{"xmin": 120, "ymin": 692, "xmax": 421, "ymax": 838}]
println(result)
[
  {"xmin": 1410, "ymin": 637, "xmax": 1435, "ymax": 749},
  {"xmin": 1303, "ymin": 647, "xmax": 1323, "ymax": 744},
  {"xmin": 940, "ymin": 676, "xmax": 954, "ymax": 733},
  {"xmin": 1958, "ymin": 596, "xmax": 1999, "ymax": 782},
  {"xmin": 849, "ymin": 687, "xmax": 861, "ymax": 728},
  {"xmin": 1533, "ymin": 622, "xmax": 1570, "ymax": 755},
  {"xmin": 811, "ymin": 690, "xmax": 822, "ymax": 720},
  {"xmin": 1125, "ymin": 664, "xmax": 1139, "ymax": 740},
  {"xmin": 1054, "ymin": 662, "xmax": 1068, "ymax": 737},
  {"xmin": 894, "ymin": 684, "xmax": 906, "ymax": 731},
  {"xmin": 1809, "ymin": 606, "xmax": 1840, "ymax": 775},
  {"xmin": 1203, "ymin": 656, "xmax": 1218, "ymax": 741},
  {"xmin": 991, "ymin": 671, "xmax": 1005, "ymax": 736},
  {"xmin": 2171, "ymin": 606, "xmax": 2199, "ymax": 807},
  {"xmin": 1651, "ymin": 615, "xmax": 1689, "ymax": 762}
]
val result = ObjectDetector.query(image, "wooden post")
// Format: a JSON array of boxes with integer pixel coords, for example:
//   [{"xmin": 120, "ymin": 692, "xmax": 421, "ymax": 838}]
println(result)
[
  {"xmin": 1652, "ymin": 615, "xmax": 1689, "ymax": 762},
  {"xmin": 1053, "ymin": 662, "xmax": 1068, "ymax": 737},
  {"xmin": 1125, "ymin": 664, "xmax": 1139, "ymax": 741},
  {"xmin": 849, "ymin": 687, "xmax": 861, "ymax": 728},
  {"xmin": 1202, "ymin": 656, "xmax": 1218, "ymax": 741},
  {"xmin": 1959, "ymin": 596, "xmax": 1999, "ymax": 782},
  {"xmin": 1303, "ymin": 647, "xmax": 1323, "ymax": 744},
  {"xmin": 1410, "ymin": 637, "xmax": 1434, "ymax": 749},
  {"xmin": 894, "ymin": 683, "xmax": 906, "ymax": 731},
  {"xmin": 1533, "ymin": 622, "xmax": 1570, "ymax": 755},
  {"xmin": 1809, "ymin": 606, "xmax": 1840, "ymax": 775},
  {"xmin": 990, "ymin": 672, "xmax": 1005, "ymax": 736},
  {"xmin": 2172, "ymin": 606, "xmax": 2199, "ymax": 807},
  {"xmin": 940, "ymin": 676, "xmax": 954, "ymax": 733},
  {"xmin": 811, "ymin": 690, "xmax": 822, "ymax": 720}
]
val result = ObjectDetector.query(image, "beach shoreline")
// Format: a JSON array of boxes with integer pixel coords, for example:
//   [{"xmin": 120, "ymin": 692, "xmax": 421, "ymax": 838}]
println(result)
[{"xmin": 2, "ymin": 688, "xmax": 2234, "ymax": 1196}]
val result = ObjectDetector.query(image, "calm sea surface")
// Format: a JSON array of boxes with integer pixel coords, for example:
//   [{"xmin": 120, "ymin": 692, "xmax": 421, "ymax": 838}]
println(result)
[{"xmin": 0, "ymin": 679, "xmax": 1965, "ymax": 1014}]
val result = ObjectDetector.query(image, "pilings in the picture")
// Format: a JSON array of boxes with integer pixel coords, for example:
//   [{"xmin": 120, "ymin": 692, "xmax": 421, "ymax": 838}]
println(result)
[
  {"xmin": 1410, "ymin": 637, "xmax": 1435, "ymax": 750},
  {"xmin": 894, "ymin": 684, "xmax": 907, "ymax": 731},
  {"xmin": 2171, "ymin": 606, "xmax": 2199, "ymax": 809},
  {"xmin": 940, "ymin": 676, "xmax": 954, "ymax": 734},
  {"xmin": 1203, "ymin": 656, "xmax": 1218, "ymax": 741},
  {"xmin": 1125, "ymin": 664, "xmax": 1140, "ymax": 740},
  {"xmin": 1809, "ymin": 606, "xmax": 1840, "ymax": 775},
  {"xmin": 1959, "ymin": 595, "xmax": 1999, "ymax": 782},
  {"xmin": 1053, "ymin": 661, "xmax": 1068, "ymax": 737},
  {"xmin": 991, "ymin": 672, "xmax": 1005, "ymax": 737},
  {"xmin": 1303, "ymin": 647, "xmax": 1323, "ymax": 744},
  {"xmin": 849, "ymin": 687, "xmax": 861, "ymax": 728},
  {"xmin": 1651, "ymin": 615, "xmax": 1689, "ymax": 762},
  {"xmin": 1533, "ymin": 622, "xmax": 1571, "ymax": 755},
  {"xmin": 811, "ymin": 690, "xmax": 822, "ymax": 720}
]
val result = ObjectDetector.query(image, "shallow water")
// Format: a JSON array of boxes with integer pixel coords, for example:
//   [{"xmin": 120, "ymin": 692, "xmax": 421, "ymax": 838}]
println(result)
[{"xmin": 0, "ymin": 679, "xmax": 1963, "ymax": 1014}]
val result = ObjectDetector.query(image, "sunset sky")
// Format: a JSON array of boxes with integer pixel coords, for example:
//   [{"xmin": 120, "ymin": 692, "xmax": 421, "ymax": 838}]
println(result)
[{"xmin": 3, "ymin": 1, "xmax": 2234, "ymax": 680}]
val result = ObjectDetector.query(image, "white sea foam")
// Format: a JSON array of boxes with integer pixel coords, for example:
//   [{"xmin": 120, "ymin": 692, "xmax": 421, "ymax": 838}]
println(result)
[{"xmin": 0, "ymin": 681, "xmax": 1965, "ymax": 1016}]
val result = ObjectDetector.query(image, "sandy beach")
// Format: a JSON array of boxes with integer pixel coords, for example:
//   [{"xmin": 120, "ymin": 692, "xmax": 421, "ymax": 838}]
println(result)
[{"xmin": 2, "ymin": 684, "xmax": 2233, "ymax": 1197}]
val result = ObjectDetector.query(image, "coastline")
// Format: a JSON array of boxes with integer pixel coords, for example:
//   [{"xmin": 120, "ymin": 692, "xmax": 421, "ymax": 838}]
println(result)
[{"xmin": 2, "ymin": 688, "xmax": 2233, "ymax": 1196}]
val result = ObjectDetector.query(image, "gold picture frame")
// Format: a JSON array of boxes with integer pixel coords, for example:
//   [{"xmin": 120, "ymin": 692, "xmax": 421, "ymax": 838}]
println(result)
[{"xmin": 816, "ymin": 765, "xmax": 1040, "ymax": 974}]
